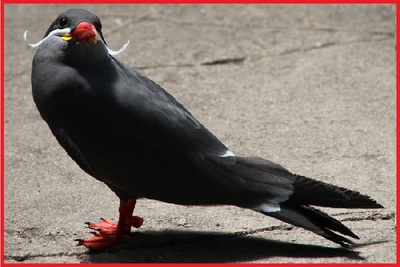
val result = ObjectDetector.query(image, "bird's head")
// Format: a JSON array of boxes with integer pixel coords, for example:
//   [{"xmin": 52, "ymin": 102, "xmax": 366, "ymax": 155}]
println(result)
[
  {"xmin": 45, "ymin": 9, "xmax": 103, "ymax": 44},
  {"xmin": 24, "ymin": 9, "xmax": 129, "ymax": 66}
]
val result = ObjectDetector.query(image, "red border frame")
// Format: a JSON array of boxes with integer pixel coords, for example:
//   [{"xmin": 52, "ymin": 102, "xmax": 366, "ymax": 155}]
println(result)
[
  {"xmin": 1, "ymin": 0, "xmax": 398, "ymax": 3},
  {"xmin": 1, "ymin": 0, "xmax": 4, "ymax": 266},
  {"xmin": 1, "ymin": 1, "xmax": 397, "ymax": 267},
  {"xmin": 396, "ymin": 2, "xmax": 399, "ymax": 266}
]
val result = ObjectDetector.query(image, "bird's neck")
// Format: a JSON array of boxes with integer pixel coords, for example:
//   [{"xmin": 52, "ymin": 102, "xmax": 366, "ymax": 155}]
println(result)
[{"xmin": 62, "ymin": 41, "xmax": 110, "ymax": 67}]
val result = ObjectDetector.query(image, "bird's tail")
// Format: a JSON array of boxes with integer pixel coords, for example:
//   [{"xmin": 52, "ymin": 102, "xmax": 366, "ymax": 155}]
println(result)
[
  {"xmin": 289, "ymin": 175, "xmax": 383, "ymax": 209},
  {"xmin": 272, "ymin": 174, "xmax": 383, "ymax": 247},
  {"xmin": 266, "ymin": 203, "xmax": 358, "ymax": 247},
  {"xmin": 217, "ymin": 156, "xmax": 383, "ymax": 247}
]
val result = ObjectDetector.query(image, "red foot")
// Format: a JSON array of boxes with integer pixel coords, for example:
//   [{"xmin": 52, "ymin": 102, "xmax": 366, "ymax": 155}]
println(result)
[
  {"xmin": 86, "ymin": 216, "xmax": 143, "ymax": 235},
  {"xmin": 76, "ymin": 229, "xmax": 120, "ymax": 250},
  {"xmin": 76, "ymin": 199, "xmax": 143, "ymax": 250}
]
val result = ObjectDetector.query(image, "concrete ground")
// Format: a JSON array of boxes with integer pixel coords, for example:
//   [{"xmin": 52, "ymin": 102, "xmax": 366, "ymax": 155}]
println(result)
[{"xmin": 4, "ymin": 4, "xmax": 396, "ymax": 263}]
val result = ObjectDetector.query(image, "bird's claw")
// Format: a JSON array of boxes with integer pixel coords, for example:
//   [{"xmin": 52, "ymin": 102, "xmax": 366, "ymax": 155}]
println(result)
[{"xmin": 76, "ymin": 215, "xmax": 144, "ymax": 250}]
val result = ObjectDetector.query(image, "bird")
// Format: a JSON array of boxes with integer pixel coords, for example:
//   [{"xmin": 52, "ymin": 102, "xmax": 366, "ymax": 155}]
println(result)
[{"xmin": 24, "ymin": 9, "xmax": 383, "ymax": 251}]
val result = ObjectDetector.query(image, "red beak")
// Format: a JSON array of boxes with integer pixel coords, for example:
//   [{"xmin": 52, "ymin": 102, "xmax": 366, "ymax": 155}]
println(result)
[{"xmin": 71, "ymin": 22, "xmax": 97, "ymax": 42}]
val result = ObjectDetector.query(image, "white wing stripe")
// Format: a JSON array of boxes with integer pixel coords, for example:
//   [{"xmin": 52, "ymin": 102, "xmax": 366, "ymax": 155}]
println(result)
[{"xmin": 220, "ymin": 150, "xmax": 235, "ymax": 157}]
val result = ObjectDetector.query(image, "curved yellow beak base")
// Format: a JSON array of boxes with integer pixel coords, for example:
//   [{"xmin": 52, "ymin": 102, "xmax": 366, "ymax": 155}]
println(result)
[
  {"xmin": 61, "ymin": 32, "xmax": 97, "ymax": 43},
  {"xmin": 61, "ymin": 33, "xmax": 72, "ymax": 41}
]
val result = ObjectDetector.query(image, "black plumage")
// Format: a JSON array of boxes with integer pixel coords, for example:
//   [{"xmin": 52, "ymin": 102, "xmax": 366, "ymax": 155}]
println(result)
[{"xmin": 27, "ymin": 9, "xmax": 382, "ymax": 250}]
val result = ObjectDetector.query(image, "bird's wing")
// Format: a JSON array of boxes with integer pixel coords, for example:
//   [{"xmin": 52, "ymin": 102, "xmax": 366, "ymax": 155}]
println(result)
[
  {"xmin": 99, "ymin": 58, "xmax": 233, "ymax": 159},
  {"xmin": 50, "ymin": 126, "xmax": 100, "ymax": 179}
]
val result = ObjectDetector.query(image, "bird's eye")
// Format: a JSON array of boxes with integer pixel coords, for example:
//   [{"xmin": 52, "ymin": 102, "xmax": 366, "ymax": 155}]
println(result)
[{"xmin": 58, "ymin": 17, "xmax": 68, "ymax": 28}]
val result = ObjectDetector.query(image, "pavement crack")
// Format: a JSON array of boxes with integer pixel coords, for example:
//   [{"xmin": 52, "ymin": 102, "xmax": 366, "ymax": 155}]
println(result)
[
  {"xmin": 280, "ymin": 36, "xmax": 393, "ymax": 56},
  {"xmin": 341, "ymin": 211, "xmax": 395, "ymax": 222},
  {"xmin": 135, "ymin": 56, "xmax": 246, "ymax": 70},
  {"xmin": 4, "ymin": 252, "xmax": 81, "ymax": 262},
  {"xmin": 331, "ymin": 210, "xmax": 395, "ymax": 222},
  {"xmin": 225, "ymin": 225, "xmax": 294, "ymax": 238},
  {"xmin": 201, "ymin": 57, "xmax": 246, "ymax": 66},
  {"xmin": 136, "ymin": 63, "xmax": 195, "ymax": 70},
  {"xmin": 368, "ymin": 31, "xmax": 395, "ymax": 38}
]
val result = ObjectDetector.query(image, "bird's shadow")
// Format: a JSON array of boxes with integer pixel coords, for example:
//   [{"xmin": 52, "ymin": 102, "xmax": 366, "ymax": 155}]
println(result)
[{"xmin": 81, "ymin": 229, "xmax": 381, "ymax": 263}]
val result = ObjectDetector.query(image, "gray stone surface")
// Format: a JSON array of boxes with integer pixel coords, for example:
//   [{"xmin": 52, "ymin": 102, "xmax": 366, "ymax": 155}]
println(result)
[{"xmin": 4, "ymin": 4, "xmax": 395, "ymax": 263}]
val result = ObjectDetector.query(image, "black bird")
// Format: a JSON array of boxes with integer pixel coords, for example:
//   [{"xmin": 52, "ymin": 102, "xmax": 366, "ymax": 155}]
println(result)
[{"xmin": 25, "ymin": 9, "xmax": 383, "ymax": 250}]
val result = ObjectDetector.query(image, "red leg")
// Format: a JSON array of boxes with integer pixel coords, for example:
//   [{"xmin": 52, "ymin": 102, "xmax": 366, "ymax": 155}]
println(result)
[{"xmin": 76, "ymin": 199, "xmax": 143, "ymax": 250}]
